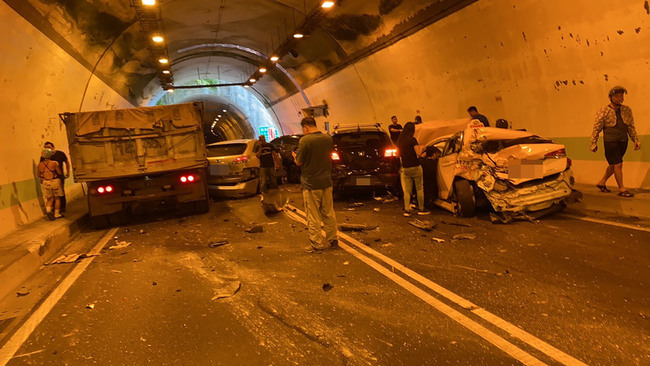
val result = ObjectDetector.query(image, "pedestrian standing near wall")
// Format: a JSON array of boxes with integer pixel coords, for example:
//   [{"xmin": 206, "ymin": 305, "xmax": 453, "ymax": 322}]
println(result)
[
  {"xmin": 256, "ymin": 135, "xmax": 279, "ymax": 193},
  {"xmin": 396, "ymin": 122, "xmax": 430, "ymax": 217},
  {"xmin": 37, "ymin": 148, "xmax": 64, "ymax": 220},
  {"xmin": 292, "ymin": 117, "xmax": 338, "ymax": 253},
  {"xmin": 590, "ymin": 86, "xmax": 641, "ymax": 197},
  {"xmin": 41, "ymin": 142, "xmax": 70, "ymax": 213},
  {"xmin": 388, "ymin": 115, "xmax": 403, "ymax": 144},
  {"xmin": 467, "ymin": 106, "xmax": 490, "ymax": 127}
]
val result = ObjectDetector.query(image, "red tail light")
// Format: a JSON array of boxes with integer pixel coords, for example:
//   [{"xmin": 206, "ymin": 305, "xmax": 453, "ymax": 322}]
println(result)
[
  {"xmin": 96, "ymin": 185, "xmax": 114, "ymax": 194},
  {"xmin": 233, "ymin": 156, "xmax": 249, "ymax": 164},
  {"xmin": 545, "ymin": 148, "xmax": 566, "ymax": 158},
  {"xmin": 180, "ymin": 175, "xmax": 196, "ymax": 183},
  {"xmin": 384, "ymin": 148, "xmax": 398, "ymax": 158},
  {"xmin": 331, "ymin": 151, "xmax": 340, "ymax": 161}
]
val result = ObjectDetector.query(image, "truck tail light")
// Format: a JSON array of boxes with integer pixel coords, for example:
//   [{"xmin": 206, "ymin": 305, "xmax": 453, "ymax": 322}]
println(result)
[
  {"xmin": 331, "ymin": 151, "xmax": 340, "ymax": 161},
  {"xmin": 96, "ymin": 185, "xmax": 114, "ymax": 194},
  {"xmin": 384, "ymin": 148, "xmax": 397, "ymax": 158},
  {"xmin": 180, "ymin": 174, "xmax": 196, "ymax": 183},
  {"xmin": 544, "ymin": 148, "xmax": 566, "ymax": 158}
]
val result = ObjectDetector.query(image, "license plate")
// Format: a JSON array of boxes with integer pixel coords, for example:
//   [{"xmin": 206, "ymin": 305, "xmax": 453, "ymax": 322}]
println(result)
[
  {"xmin": 210, "ymin": 164, "xmax": 230, "ymax": 176},
  {"xmin": 508, "ymin": 159, "xmax": 544, "ymax": 179},
  {"xmin": 355, "ymin": 177, "xmax": 371, "ymax": 186}
]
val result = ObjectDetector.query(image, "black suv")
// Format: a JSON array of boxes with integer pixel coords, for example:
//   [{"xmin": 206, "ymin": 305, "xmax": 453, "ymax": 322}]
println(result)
[
  {"xmin": 330, "ymin": 124, "xmax": 400, "ymax": 192},
  {"xmin": 270, "ymin": 134, "xmax": 303, "ymax": 183}
]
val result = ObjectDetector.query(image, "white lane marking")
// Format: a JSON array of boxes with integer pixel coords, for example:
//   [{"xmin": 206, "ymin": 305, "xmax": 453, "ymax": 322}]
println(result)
[
  {"xmin": 0, "ymin": 227, "xmax": 119, "ymax": 365},
  {"xmin": 287, "ymin": 205, "xmax": 589, "ymax": 366},
  {"xmin": 559, "ymin": 213, "xmax": 650, "ymax": 233},
  {"xmin": 285, "ymin": 208, "xmax": 545, "ymax": 365}
]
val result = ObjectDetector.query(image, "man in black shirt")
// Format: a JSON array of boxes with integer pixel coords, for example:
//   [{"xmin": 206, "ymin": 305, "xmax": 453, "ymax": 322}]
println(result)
[
  {"xmin": 388, "ymin": 115, "xmax": 402, "ymax": 144},
  {"xmin": 256, "ymin": 135, "xmax": 279, "ymax": 193},
  {"xmin": 396, "ymin": 122, "xmax": 430, "ymax": 216},
  {"xmin": 467, "ymin": 106, "xmax": 490, "ymax": 127},
  {"xmin": 42, "ymin": 142, "xmax": 70, "ymax": 213}
]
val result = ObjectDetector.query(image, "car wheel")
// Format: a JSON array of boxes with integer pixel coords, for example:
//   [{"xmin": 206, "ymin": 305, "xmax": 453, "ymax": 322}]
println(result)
[{"xmin": 454, "ymin": 179, "xmax": 476, "ymax": 217}]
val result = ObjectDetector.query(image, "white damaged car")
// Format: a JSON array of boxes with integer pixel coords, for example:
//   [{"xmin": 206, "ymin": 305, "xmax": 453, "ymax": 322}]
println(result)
[{"xmin": 417, "ymin": 121, "xmax": 582, "ymax": 221}]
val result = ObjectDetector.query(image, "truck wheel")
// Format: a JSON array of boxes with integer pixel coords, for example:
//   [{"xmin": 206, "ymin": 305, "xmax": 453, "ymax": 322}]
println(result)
[
  {"xmin": 454, "ymin": 179, "xmax": 476, "ymax": 217},
  {"xmin": 90, "ymin": 214, "xmax": 109, "ymax": 229}
]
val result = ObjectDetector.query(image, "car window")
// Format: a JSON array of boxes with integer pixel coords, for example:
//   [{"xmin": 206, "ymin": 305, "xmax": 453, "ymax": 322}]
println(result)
[
  {"xmin": 480, "ymin": 135, "xmax": 553, "ymax": 154},
  {"xmin": 332, "ymin": 132, "xmax": 390, "ymax": 148},
  {"xmin": 442, "ymin": 132, "xmax": 463, "ymax": 156},
  {"xmin": 207, "ymin": 143, "xmax": 247, "ymax": 157}
]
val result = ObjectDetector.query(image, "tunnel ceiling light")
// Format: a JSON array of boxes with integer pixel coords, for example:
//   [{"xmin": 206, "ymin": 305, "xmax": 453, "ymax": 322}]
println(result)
[
  {"xmin": 222, "ymin": 109, "xmax": 227, "ymax": 112},
  {"xmin": 270, "ymin": 55, "xmax": 279, "ymax": 62},
  {"xmin": 218, "ymin": 115, "xmax": 222, "ymax": 118},
  {"xmin": 162, "ymin": 69, "xmax": 171, "ymax": 74},
  {"xmin": 293, "ymin": 33, "xmax": 304, "ymax": 39},
  {"xmin": 259, "ymin": 67, "xmax": 267, "ymax": 73},
  {"xmin": 158, "ymin": 58, "xmax": 169, "ymax": 64},
  {"xmin": 166, "ymin": 88, "xmax": 174, "ymax": 93},
  {"xmin": 321, "ymin": 1, "xmax": 335, "ymax": 8},
  {"xmin": 244, "ymin": 85, "xmax": 250, "ymax": 88},
  {"xmin": 142, "ymin": 0, "xmax": 156, "ymax": 5},
  {"xmin": 249, "ymin": 78, "xmax": 256, "ymax": 83},
  {"xmin": 152, "ymin": 35, "xmax": 164, "ymax": 43}
]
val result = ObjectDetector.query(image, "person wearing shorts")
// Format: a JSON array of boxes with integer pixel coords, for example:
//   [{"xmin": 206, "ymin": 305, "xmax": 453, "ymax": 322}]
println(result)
[
  {"xmin": 590, "ymin": 86, "xmax": 641, "ymax": 197},
  {"xmin": 38, "ymin": 148, "xmax": 64, "ymax": 220}
]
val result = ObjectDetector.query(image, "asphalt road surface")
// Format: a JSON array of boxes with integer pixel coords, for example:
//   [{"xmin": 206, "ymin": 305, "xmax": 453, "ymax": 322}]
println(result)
[{"xmin": 0, "ymin": 185, "xmax": 648, "ymax": 365}]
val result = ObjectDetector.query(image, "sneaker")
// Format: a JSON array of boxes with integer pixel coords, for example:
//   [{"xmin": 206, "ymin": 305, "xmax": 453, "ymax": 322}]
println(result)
[
  {"xmin": 417, "ymin": 209, "xmax": 431, "ymax": 216},
  {"xmin": 403, "ymin": 210, "xmax": 412, "ymax": 217},
  {"xmin": 329, "ymin": 240, "xmax": 339, "ymax": 248},
  {"xmin": 46, "ymin": 212, "xmax": 55, "ymax": 221},
  {"xmin": 304, "ymin": 246, "xmax": 323, "ymax": 254}
]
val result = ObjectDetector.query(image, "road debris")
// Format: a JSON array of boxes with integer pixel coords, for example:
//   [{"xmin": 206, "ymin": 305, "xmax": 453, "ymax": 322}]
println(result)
[
  {"xmin": 111, "ymin": 270, "xmax": 122, "ymax": 274},
  {"xmin": 48, "ymin": 253, "xmax": 97, "ymax": 264},
  {"xmin": 453, "ymin": 233, "xmax": 477, "ymax": 240},
  {"xmin": 441, "ymin": 220, "xmax": 472, "ymax": 227},
  {"xmin": 139, "ymin": 229, "xmax": 147, "ymax": 234},
  {"xmin": 409, "ymin": 219, "xmax": 437, "ymax": 232},
  {"xmin": 245, "ymin": 224, "xmax": 264, "ymax": 233},
  {"xmin": 109, "ymin": 241, "xmax": 132, "ymax": 250},
  {"xmin": 431, "ymin": 237, "xmax": 445, "ymax": 243},
  {"xmin": 208, "ymin": 240, "xmax": 230, "ymax": 248},
  {"xmin": 16, "ymin": 290, "xmax": 30, "ymax": 297},
  {"xmin": 381, "ymin": 243, "xmax": 394, "ymax": 248},
  {"xmin": 338, "ymin": 223, "xmax": 377, "ymax": 232},
  {"xmin": 374, "ymin": 194, "xmax": 398, "ymax": 203},
  {"xmin": 86, "ymin": 303, "xmax": 95, "ymax": 310},
  {"xmin": 212, "ymin": 281, "xmax": 241, "ymax": 300},
  {"xmin": 347, "ymin": 202, "xmax": 365, "ymax": 208},
  {"xmin": 373, "ymin": 208, "xmax": 381, "ymax": 212},
  {"xmin": 322, "ymin": 283, "xmax": 334, "ymax": 291}
]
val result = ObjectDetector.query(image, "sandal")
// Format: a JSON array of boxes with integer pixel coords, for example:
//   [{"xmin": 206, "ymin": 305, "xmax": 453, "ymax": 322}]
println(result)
[
  {"xmin": 617, "ymin": 191, "xmax": 634, "ymax": 197},
  {"xmin": 596, "ymin": 184, "xmax": 611, "ymax": 193}
]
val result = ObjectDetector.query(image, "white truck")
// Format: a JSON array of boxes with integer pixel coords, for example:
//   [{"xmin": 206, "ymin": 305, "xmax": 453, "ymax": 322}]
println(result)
[{"xmin": 60, "ymin": 102, "xmax": 210, "ymax": 227}]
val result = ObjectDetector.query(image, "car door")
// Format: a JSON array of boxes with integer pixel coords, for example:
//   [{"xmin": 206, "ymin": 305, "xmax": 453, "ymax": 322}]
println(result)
[{"xmin": 437, "ymin": 132, "xmax": 463, "ymax": 200}]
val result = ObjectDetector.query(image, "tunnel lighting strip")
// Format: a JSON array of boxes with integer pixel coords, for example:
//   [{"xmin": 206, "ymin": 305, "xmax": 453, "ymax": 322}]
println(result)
[
  {"xmin": 284, "ymin": 204, "xmax": 589, "ymax": 366},
  {"xmin": 176, "ymin": 43, "xmax": 310, "ymax": 106}
]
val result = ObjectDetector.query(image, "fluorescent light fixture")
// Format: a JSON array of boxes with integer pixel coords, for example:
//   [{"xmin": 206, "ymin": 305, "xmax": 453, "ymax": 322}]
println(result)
[
  {"xmin": 270, "ymin": 56, "xmax": 279, "ymax": 62},
  {"xmin": 249, "ymin": 78, "xmax": 256, "ymax": 83},
  {"xmin": 293, "ymin": 33, "xmax": 304, "ymax": 39},
  {"xmin": 244, "ymin": 85, "xmax": 250, "ymax": 88},
  {"xmin": 162, "ymin": 70, "xmax": 171, "ymax": 74},
  {"xmin": 321, "ymin": 1, "xmax": 335, "ymax": 8},
  {"xmin": 158, "ymin": 58, "xmax": 169, "ymax": 64},
  {"xmin": 259, "ymin": 67, "xmax": 267, "ymax": 73},
  {"xmin": 218, "ymin": 115, "xmax": 222, "ymax": 118},
  {"xmin": 142, "ymin": 0, "xmax": 155, "ymax": 5},
  {"xmin": 152, "ymin": 35, "xmax": 164, "ymax": 43},
  {"xmin": 222, "ymin": 109, "xmax": 227, "ymax": 112}
]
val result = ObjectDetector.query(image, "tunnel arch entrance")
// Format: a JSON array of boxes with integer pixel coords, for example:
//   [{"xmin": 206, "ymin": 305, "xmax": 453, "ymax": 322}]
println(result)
[{"xmin": 148, "ymin": 83, "xmax": 283, "ymax": 143}]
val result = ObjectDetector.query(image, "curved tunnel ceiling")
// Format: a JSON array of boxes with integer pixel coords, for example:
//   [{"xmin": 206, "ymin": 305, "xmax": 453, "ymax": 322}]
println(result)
[{"xmin": 4, "ymin": 0, "xmax": 476, "ymax": 109}]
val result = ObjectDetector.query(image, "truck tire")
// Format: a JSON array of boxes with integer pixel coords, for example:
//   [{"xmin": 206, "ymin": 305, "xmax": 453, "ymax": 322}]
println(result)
[{"xmin": 454, "ymin": 179, "xmax": 476, "ymax": 217}]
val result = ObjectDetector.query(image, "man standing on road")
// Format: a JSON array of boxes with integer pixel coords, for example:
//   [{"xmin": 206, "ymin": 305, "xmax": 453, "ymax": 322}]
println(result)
[
  {"xmin": 467, "ymin": 106, "xmax": 490, "ymax": 127},
  {"xmin": 292, "ymin": 117, "xmax": 337, "ymax": 253},
  {"xmin": 388, "ymin": 115, "xmax": 402, "ymax": 144},
  {"xmin": 256, "ymin": 135, "xmax": 279, "ymax": 193},
  {"xmin": 591, "ymin": 86, "xmax": 641, "ymax": 197},
  {"xmin": 41, "ymin": 142, "xmax": 70, "ymax": 213},
  {"xmin": 38, "ymin": 148, "xmax": 64, "ymax": 220}
]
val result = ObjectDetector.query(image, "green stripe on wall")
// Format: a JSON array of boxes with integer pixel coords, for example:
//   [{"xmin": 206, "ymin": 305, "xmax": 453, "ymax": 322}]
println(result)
[
  {"xmin": 550, "ymin": 135, "xmax": 650, "ymax": 162},
  {"xmin": 0, "ymin": 178, "xmax": 73, "ymax": 211}
]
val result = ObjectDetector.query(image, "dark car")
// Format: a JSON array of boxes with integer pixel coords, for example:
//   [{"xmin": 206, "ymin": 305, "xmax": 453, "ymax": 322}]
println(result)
[
  {"xmin": 270, "ymin": 134, "xmax": 303, "ymax": 183},
  {"xmin": 330, "ymin": 124, "xmax": 400, "ymax": 192}
]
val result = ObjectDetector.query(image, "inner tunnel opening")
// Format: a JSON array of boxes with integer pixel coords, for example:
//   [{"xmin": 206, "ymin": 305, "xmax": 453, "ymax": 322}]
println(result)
[{"xmin": 149, "ymin": 81, "xmax": 282, "ymax": 143}]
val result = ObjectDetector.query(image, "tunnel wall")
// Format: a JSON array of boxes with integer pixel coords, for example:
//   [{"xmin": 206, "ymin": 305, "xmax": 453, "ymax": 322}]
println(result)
[
  {"xmin": 0, "ymin": 3, "xmax": 133, "ymax": 236},
  {"xmin": 271, "ymin": 0, "xmax": 650, "ymax": 188}
]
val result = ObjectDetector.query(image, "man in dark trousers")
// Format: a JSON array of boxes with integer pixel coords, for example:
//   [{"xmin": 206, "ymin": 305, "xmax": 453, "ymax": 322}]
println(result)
[
  {"xmin": 292, "ymin": 117, "xmax": 337, "ymax": 253},
  {"xmin": 256, "ymin": 135, "xmax": 279, "ymax": 193},
  {"xmin": 388, "ymin": 115, "xmax": 402, "ymax": 144},
  {"xmin": 41, "ymin": 142, "xmax": 70, "ymax": 213},
  {"xmin": 467, "ymin": 106, "xmax": 490, "ymax": 127}
]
